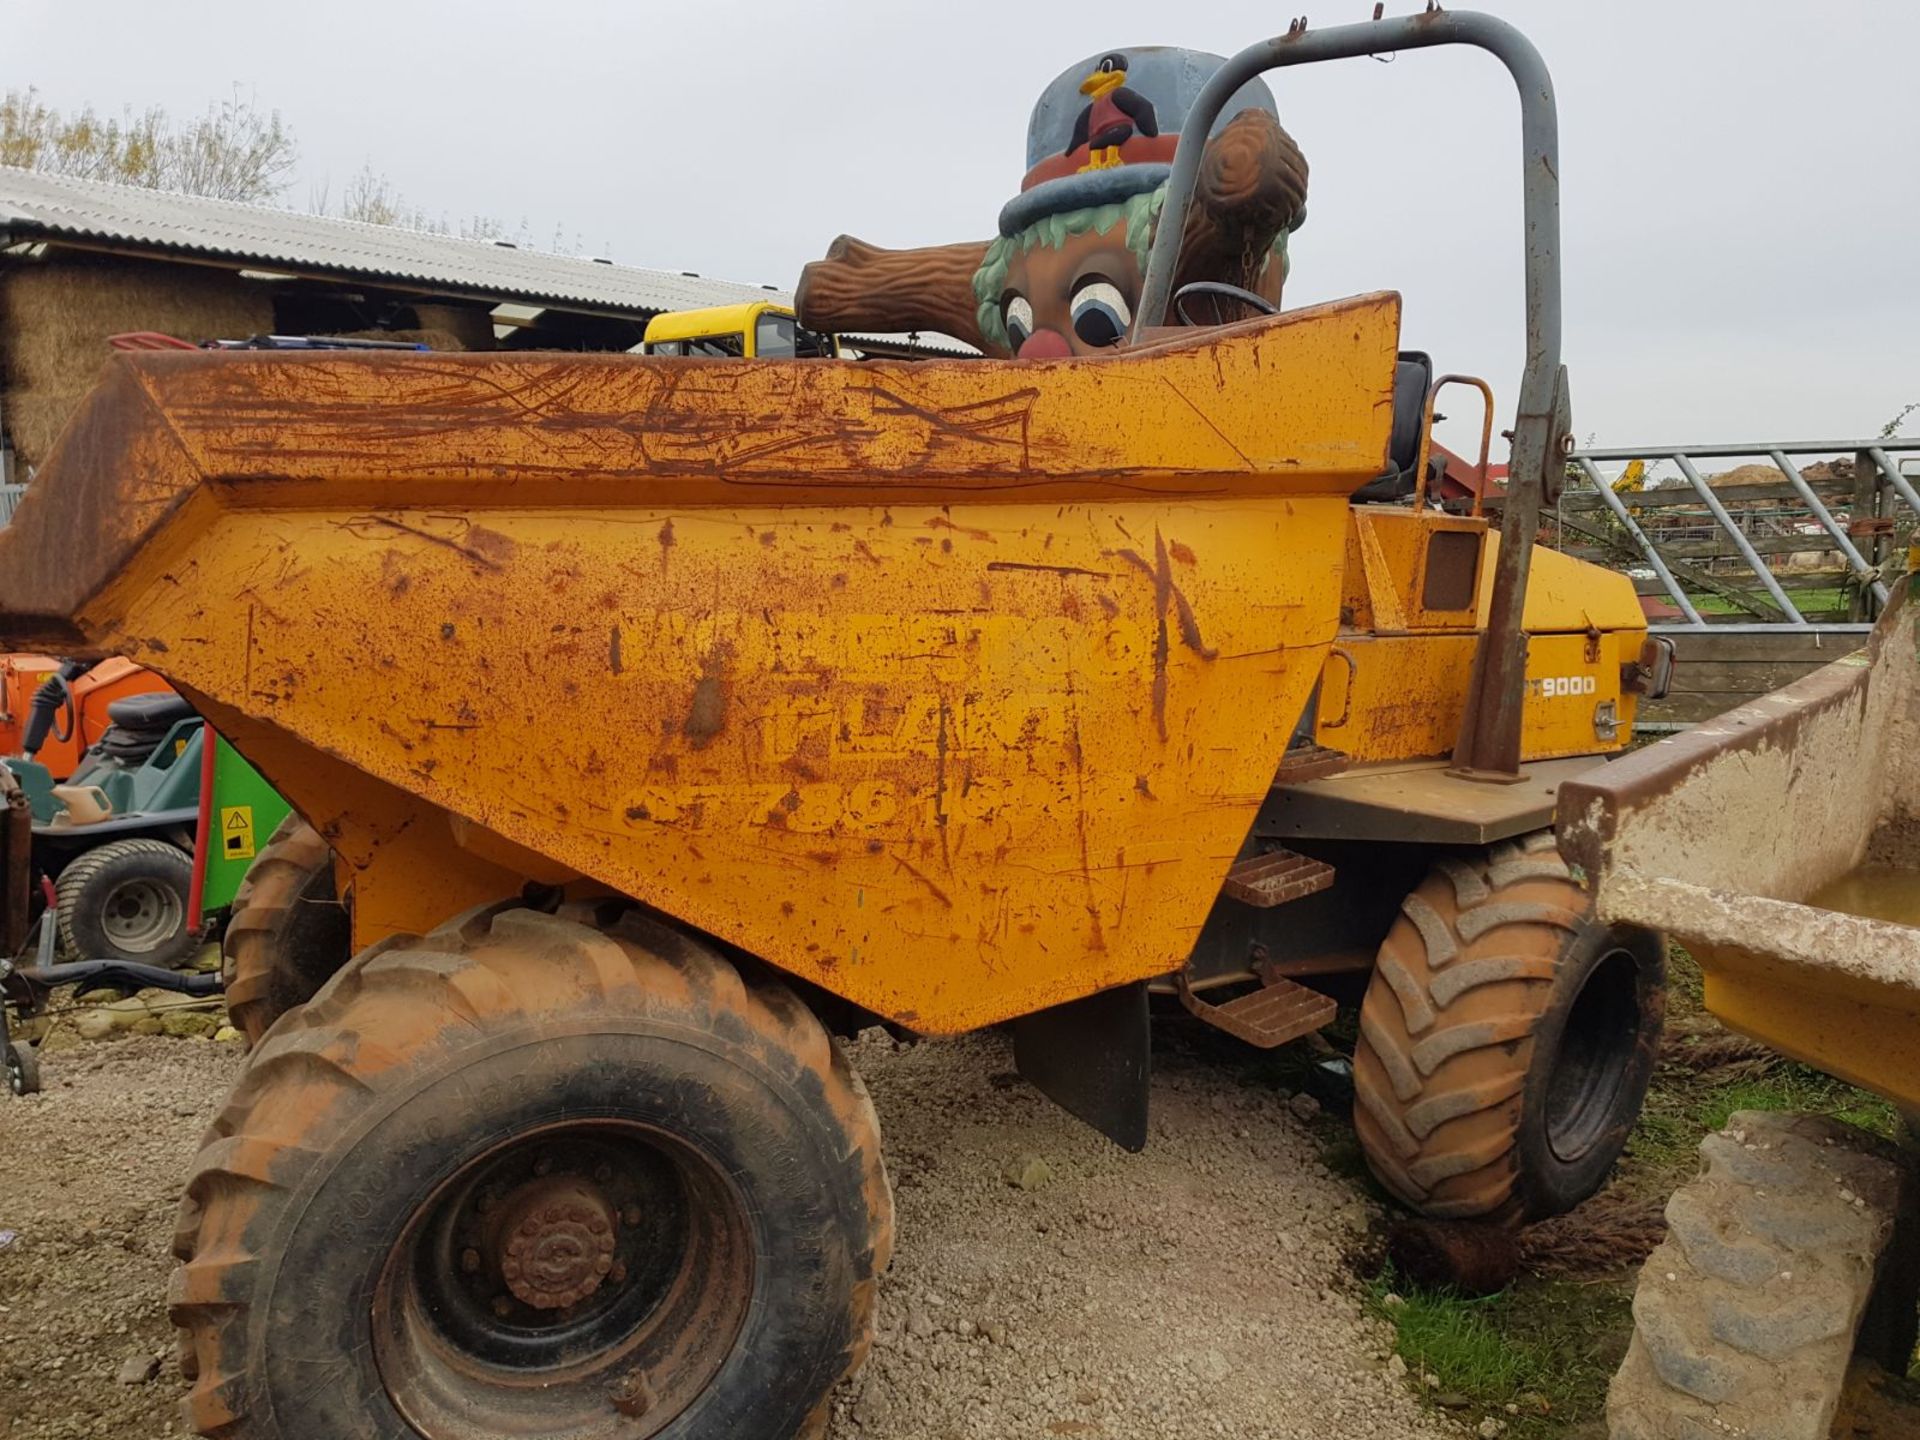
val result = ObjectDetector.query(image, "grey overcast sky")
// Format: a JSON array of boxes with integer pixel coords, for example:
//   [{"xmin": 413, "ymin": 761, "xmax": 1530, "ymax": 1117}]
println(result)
[{"xmin": 9, "ymin": 0, "xmax": 1916, "ymax": 448}]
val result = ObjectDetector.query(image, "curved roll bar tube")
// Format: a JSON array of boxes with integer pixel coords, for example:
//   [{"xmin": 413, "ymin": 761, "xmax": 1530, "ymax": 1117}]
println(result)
[{"xmin": 1135, "ymin": 10, "xmax": 1569, "ymax": 778}]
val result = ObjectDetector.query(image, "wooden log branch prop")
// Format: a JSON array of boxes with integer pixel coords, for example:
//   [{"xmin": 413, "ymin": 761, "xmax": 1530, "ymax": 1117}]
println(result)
[
  {"xmin": 794, "ymin": 110, "xmax": 1308, "ymax": 342},
  {"xmin": 796, "ymin": 235, "xmax": 992, "ymax": 351},
  {"xmin": 1173, "ymin": 108, "xmax": 1309, "ymax": 302}
]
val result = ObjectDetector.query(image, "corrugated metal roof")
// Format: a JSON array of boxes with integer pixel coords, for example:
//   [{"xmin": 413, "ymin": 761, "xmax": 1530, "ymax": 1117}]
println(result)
[{"xmin": 0, "ymin": 165, "xmax": 788, "ymax": 316}]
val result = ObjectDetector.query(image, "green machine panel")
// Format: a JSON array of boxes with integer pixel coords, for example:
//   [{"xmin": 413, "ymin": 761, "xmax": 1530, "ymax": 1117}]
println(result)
[{"xmin": 200, "ymin": 731, "xmax": 294, "ymax": 914}]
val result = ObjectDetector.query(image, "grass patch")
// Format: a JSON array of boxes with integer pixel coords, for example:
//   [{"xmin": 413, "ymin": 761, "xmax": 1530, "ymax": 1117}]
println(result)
[
  {"xmin": 1365, "ymin": 1272, "xmax": 1631, "ymax": 1434},
  {"xmin": 1368, "ymin": 941, "xmax": 1909, "ymax": 1429}
]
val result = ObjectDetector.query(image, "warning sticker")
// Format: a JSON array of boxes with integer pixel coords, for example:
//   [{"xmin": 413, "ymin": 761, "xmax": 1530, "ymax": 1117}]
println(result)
[{"xmin": 221, "ymin": 805, "xmax": 256, "ymax": 862}]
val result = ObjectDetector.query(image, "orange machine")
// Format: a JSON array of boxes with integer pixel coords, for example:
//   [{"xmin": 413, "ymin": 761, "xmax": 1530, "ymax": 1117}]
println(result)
[{"xmin": 0, "ymin": 655, "xmax": 171, "ymax": 777}]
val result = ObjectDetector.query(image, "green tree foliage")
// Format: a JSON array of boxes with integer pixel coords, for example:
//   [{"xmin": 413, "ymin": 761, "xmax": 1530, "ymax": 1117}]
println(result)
[{"xmin": 0, "ymin": 86, "xmax": 295, "ymax": 202}]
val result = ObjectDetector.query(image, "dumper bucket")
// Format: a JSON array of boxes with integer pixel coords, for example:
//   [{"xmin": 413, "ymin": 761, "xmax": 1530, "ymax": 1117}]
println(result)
[
  {"xmin": 0, "ymin": 300, "xmax": 1401, "ymax": 1033},
  {"xmin": 1560, "ymin": 578, "xmax": 1920, "ymax": 1108}
]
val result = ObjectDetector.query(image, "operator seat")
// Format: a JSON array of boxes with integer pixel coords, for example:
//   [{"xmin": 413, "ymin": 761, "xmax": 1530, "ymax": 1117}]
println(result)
[{"xmin": 1351, "ymin": 351, "xmax": 1438, "ymax": 504}]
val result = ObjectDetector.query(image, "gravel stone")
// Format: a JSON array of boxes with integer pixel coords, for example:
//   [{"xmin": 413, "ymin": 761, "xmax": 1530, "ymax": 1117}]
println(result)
[{"xmin": 3, "ymin": 1025, "xmax": 1453, "ymax": 1439}]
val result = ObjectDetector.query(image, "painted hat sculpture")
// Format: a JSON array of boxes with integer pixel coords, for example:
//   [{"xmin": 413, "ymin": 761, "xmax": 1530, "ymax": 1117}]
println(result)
[
  {"xmin": 797, "ymin": 45, "xmax": 1308, "ymax": 359},
  {"xmin": 1001, "ymin": 47, "xmax": 1285, "ymax": 236}
]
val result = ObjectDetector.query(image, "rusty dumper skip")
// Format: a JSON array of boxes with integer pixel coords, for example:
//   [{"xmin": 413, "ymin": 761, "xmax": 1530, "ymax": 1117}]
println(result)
[{"xmin": 0, "ymin": 14, "xmax": 1676, "ymax": 1439}]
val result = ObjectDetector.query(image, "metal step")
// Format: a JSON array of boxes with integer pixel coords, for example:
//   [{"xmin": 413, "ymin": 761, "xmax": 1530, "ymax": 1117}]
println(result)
[
  {"xmin": 1275, "ymin": 742, "xmax": 1351, "ymax": 785},
  {"xmin": 1176, "ymin": 971, "xmax": 1337, "ymax": 1049},
  {"xmin": 1221, "ymin": 848, "xmax": 1335, "ymax": 908}
]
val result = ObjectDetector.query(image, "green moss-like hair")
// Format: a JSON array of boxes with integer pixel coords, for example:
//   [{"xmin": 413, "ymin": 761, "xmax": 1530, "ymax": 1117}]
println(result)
[
  {"xmin": 972, "ymin": 185, "xmax": 1292, "ymax": 351},
  {"xmin": 973, "ymin": 188, "xmax": 1165, "ymax": 351}
]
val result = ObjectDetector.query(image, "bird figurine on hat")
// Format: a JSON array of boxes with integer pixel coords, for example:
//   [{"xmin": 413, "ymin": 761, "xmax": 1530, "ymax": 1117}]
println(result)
[
  {"xmin": 1071, "ymin": 53, "xmax": 1160, "ymax": 171},
  {"xmin": 798, "ymin": 45, "xmax": 1308, "ymax": 359}
]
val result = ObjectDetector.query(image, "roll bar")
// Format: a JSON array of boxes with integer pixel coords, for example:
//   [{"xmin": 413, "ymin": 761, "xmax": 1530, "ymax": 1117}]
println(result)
[{"xmin": 1134, "ymin": 9, "xmax": 1571, "ymax": 779}]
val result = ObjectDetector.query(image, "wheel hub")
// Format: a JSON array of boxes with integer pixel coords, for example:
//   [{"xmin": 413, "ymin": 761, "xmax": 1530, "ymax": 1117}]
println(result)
[{"xmin": 493, "ymin": 1177, "xmax": 619, "ymax": 1310}]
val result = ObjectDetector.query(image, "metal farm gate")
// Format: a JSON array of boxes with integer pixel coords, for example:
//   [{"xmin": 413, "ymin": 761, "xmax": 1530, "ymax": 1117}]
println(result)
[{"xmin": 1533, "ymin": 438, "xmax": 1920, "ymax": 726}]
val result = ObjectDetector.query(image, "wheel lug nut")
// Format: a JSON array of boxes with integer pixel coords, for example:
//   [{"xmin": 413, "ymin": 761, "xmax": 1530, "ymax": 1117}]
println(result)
[
  {"xmin": 594, "ymin": 1256, "xmax": 612, "ymax": 1275},
  {"xmin": 610, "ymin": 1261, "xmax": 628, "ymax": 1284},
  {"xmin": 492, "ymin": 1297, "xmax": 513, "ymax": 1318},
  {"xmin": 589, "ymin": 1216, "xmax": 608, "ymax": 1235},
  {"xmin": 461, "ymin": 1248, "xmax": 481, "ymax": 1274},
  {"xmin": 611, "ymin": 1373, "xmax": 655, "ymax": 1418}
]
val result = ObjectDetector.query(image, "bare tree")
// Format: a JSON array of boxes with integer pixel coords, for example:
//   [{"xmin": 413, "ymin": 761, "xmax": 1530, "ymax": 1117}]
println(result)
[
  {"xmin": 324, "ymin": 161, "xmax": 537, "ymax": 246},
  {"xmin": 163, "ymin": 89, "xmax": 297, "ymax": 201},
  {"xmin": 1, "ymin": 85, "xmax": 295, "ymax": 202}
]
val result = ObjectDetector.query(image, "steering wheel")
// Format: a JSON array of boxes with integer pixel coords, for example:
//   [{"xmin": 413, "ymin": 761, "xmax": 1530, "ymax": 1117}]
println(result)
[
  {"xmin": 46, "ymin": 674, "xmax": 77, "ymax": 745},
  {"xmin": 1173, "ymin": 281, "xmax": 1281, "ymax": 329}
]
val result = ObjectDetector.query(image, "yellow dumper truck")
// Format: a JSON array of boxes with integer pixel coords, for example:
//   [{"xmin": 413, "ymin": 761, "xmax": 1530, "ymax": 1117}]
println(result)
[{"xmin": 0, "ymin": 14, "xmax": 1676, "ymax": 1438}]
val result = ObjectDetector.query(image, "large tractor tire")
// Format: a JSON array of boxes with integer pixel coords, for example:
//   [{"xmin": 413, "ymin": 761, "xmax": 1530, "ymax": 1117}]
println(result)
[
  {"xmin": 221, "ymin": 815, "xmax": 351, "ymax": 1046},
  {"xmin": 55, "ymin": 836, "xmax": 195, "ymax": 966},
  {"xmin": 1609, "ymin": 1111, "xmax": 1918, "ymax": 1439},
  {"xmin": 1353, "ymin": 830, "xmax": 1664, "ymax": 1223},
  {"xmin": 171, "ymin": 902, "xmax": 892, "ymax": 1440}
]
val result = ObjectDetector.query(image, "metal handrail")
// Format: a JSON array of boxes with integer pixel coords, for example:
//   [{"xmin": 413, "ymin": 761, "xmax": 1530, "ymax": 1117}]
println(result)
[
  {"xmin": 1133, "ymin": 7, "xmax": 1566, "ymax": 778},
  {"xmin": 1414, "ymin": 375, "xmax": 1495, "ymax": 517}
]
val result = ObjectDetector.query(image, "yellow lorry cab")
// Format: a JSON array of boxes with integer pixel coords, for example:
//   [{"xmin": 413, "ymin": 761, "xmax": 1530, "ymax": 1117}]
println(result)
[{"xmin": 641, "ymin": 301, "xmax": 837, "ymax": 358}]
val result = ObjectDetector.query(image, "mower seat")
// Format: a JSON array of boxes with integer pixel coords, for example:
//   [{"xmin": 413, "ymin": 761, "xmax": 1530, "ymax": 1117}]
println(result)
[
  {"xmin": 97, "ymin": 692, "xmax": 199, "ymax": 768},
  {"xmin": 1351, "ymin": 351, "xmax": 1435, "ymax": 504},
  {"xmin": 105, "ymin": 692, "xmax": 195, "ymax": 731}
]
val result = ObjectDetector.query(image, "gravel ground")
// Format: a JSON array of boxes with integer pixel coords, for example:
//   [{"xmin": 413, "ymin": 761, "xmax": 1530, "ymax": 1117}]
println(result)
[{"xmin": 0, "ymin": 1024, "xmax": 1447, "ymax": 1440}]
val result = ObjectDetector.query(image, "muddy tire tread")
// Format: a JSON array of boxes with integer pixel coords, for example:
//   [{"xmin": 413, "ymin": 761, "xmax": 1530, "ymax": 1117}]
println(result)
[
  {"xmin": 220, "ymin": 816, "xmax": 346, "ymax": 1047},
  {"xmin": 1352, "ymin": 835, "xmax": 1580, "ymax": 1220},
  {"xmin": 1608, "ymin": 1110, "xmax": 1915, "ymax": 1440},
  {"xmin": 172, "ymin": 903, "xmax": 889, "ymax": 1438}
]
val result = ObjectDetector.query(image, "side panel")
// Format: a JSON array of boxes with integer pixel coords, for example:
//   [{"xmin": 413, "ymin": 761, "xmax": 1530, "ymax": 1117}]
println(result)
[
  {"xmin": 111, "ymin": 495, "xmax": 1350, "ymax": 1033},
  {"xmin": 1316, "ymin": 630, "xmax": 1636, "ymax": 764}
]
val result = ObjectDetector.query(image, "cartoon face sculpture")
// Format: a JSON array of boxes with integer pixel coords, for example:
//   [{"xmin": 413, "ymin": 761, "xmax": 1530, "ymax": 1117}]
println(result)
[{"xmin": 797, "ymin": 46, "xmax": 1309, "ymax": 360}]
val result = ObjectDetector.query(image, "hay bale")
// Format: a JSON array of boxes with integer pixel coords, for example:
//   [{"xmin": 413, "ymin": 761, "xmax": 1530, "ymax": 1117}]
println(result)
[{"xmin": 0, "ymin": 250, "xmax": 273, "ymax": 471}]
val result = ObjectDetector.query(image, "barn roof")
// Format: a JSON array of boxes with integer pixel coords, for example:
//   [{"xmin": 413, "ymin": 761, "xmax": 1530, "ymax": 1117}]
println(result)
[{"xmin": 0, "ymin": 165, "xmax": 788, "ymax": 317}]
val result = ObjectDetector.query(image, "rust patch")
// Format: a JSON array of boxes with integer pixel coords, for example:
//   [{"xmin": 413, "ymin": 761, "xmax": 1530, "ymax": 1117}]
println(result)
[
  {"xmin": 682, "ymin": 642, "xmax": 735, "ymax": 750},
  {"xmin": 892, "ymin": 853, "xmax": 955, "ymax": 908},
  {"xmin": 1113, "ymin": 528, "xmax": 1220, "ymax": 740},
  {"xmin": 926, "ymin": 514, "xmax": 996, "ymax": 544},
  {"xmin": 608, "ymin": 624, "xmax": 624, "ymax": 675},
  {"xmin": 349, "ymin": 514, "xmax": 512, "ymax": 573},
  {"xmin": 1169, "ymin": 539, "xmax": 1198, "ymax": 566},
  {"xmin": 657, "ymin": 517, "xmax": 676, "ymax": 564},
  {"xmin": 852, "ymin": 539, "xmax": 883, "ymax": 566},
  {"xmin": 984, "ymin": 561, "xmax": 1114, "ymax": 579}
]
